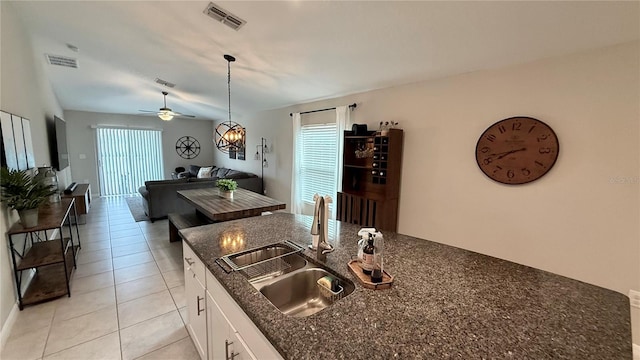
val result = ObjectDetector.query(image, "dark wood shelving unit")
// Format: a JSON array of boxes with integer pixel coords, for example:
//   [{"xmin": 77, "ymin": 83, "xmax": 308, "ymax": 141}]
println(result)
[
  {"xmin": 21, "ymin": 249, "xmax": 76, "ymax": 306},
  {"xmin": 337, "ymin": 129, "xmax": 403, "ymax": 231},
  {"xmin": 7, "ymin": 199, "xmax": 82, "ymax": 310},
  {"xmin": 16, "ymin": 238, "xmax": 73, "ymax": 270}
]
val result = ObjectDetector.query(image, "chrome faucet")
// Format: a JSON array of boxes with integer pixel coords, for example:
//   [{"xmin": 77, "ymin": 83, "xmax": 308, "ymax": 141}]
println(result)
[{"xmin": 311, "ymin": 194, "xmax": 334, "ymax": 261}]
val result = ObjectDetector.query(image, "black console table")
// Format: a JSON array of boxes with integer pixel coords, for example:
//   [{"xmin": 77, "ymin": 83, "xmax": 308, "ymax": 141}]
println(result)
[{"xmin": 7, "ymin": 198, "xmax": 81, "ymax": 310}]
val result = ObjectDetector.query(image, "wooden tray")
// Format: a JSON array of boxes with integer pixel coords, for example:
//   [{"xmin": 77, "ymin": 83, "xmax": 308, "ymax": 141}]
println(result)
[{"xmin": 347, "ymin": 260, "xmax": 394, "ymax": 290}]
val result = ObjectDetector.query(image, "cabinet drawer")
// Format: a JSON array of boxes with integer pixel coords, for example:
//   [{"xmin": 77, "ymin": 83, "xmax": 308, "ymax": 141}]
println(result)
[{"xmin": 183, "ymin": 242, "xmax": 206, "ymax": 282}]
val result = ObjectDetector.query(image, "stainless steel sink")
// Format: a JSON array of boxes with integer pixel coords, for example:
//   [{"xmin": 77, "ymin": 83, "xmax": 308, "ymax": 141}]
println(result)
[
  {"xmin": 255, "ymin": 267, "xmax": 355, "ymax": 317},
  {"xmin": 217, "ymin": 241, "xmax": 355, "ymax": 317}
]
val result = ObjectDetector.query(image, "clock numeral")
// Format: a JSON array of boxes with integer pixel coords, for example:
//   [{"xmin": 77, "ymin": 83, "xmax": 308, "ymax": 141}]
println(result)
[
  {"xmin": 507, "ymin": 170, "xmax": 515, "ymax": 179},
  {"xmin": 485, "ymin": 134, "xmax": 496, "ymax": 142},
  {"xmin": 535, "ymin": 160, "xmax": 545, "ymax": 168},
  {"xmin": 539, "ymin": 147, "xmax": 552, "ymax": 154},
  {"xmin": 512, "ymin": 122, "xmax": 522, "ymax": 131},
  {"xmin": 483, "ymin": 157, "xmax": 493, "ymax": 165},
  {"xmin": 497, "ymin": 125, "xmax": 507, "ymax": 134},
  {"xmin": 521, "ymin": 168, "xmax": 531, "ymax": 176},
  {"xmin": 537, "ymin": 134, "xmax": 549, "ymax": 142},
  {"xmin": 528, "ymin": 125, "xmax": 536, "ymax": 133},
  {"xmin": 492, "ymin": 166, "xmax": 503, "ymax": 174},
  {"xmin": 480, "ymin": 146, "xmax": 490, "ymax": 153}
]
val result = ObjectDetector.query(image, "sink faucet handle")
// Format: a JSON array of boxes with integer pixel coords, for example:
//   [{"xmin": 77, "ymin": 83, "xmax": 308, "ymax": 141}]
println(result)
[{"xmin": 321, "ymin": 242, "xmax": 335, "ymax": 255}]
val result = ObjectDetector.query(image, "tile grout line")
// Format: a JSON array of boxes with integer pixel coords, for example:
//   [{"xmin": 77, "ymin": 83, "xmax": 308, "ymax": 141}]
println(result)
[{"xmin": 106, "ymin": 207, "xmax": 126, "ymax": 360}]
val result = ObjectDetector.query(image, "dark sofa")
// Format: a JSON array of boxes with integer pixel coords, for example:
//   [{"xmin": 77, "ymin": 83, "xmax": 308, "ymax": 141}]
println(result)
[{"xmin": 138, "ymin": 166, "xmax": 261, "ymax": 221}]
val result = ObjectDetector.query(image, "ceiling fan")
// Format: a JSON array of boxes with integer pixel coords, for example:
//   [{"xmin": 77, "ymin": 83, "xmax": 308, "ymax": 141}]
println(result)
[{"xmin": 139, "ymin": 91, "xmax": 195, "ymax": 121}]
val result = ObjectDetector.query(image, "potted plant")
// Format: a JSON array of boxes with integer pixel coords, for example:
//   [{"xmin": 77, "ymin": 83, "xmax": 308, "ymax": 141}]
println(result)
[
  {"xmin": 216, "ymin": 179, "xmax": 238, "ymax": 199},
  {"xmin": 0, "ymin": 167, "xmax": 55, "ymax": 228}
]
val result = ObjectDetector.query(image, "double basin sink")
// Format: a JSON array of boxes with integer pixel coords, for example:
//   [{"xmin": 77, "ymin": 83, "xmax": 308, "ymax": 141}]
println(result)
[{"xmin": 218, "ymin": 241, "xmax": 355, "ymax": 317}]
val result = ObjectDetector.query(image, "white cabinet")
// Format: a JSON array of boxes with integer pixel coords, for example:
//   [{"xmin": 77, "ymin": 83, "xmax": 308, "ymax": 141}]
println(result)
[
  {"xmin": 206, "ymin": 269, "xmax": 282, "ymax": 360},
  {"xmin": 206, "ymin": 290, "xmax": 254, "ymax": 360},
  {"xmin": 183, "ymin": 242, "xmax": 282, "ymax": 360},
  {"xmin": 183, "ymin": 243, "xmax": 207, "ymax": 360}
]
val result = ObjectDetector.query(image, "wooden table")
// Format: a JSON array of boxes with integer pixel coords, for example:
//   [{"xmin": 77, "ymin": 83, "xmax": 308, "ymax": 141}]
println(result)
[
  {"xmin": 61, "ymin": 183, "xmax": 91, "ymax": 224},
  {"xmin": 177, "ymin": 188, "xmax": 286, "ymax": 222}
]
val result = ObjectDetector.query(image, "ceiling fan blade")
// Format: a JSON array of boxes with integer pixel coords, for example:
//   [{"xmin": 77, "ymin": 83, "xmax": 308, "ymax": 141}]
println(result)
[
  {"xmin": 139, "ymin": 93, "xmax": 196, "ymax": 118},
  {"xmin": 173, "ymin": 112, "xmax": 196, "ymax": 118}
]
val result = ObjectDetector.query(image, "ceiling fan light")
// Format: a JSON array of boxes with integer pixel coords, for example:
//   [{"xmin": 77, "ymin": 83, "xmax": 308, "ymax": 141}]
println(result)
[{"xmin": 158, "ymin": 111, "xmax": 173, "ymax": 121}]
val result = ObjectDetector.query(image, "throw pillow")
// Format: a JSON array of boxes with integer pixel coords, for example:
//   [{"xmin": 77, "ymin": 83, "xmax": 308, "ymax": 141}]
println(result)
[
  {"xmin": 225, "ymin": 169, "xmax": 247, "ymax": 179},
  {"xmin": 189, "ymin": 165, "xmax": 201, "ymax": 177},
  {"xmin": 215, "ymin": 168, "xmax": 230, "ymax": 178},
  {"xmin": 197, "ymin": 166, "xmax": 214, "ymax": 178}
]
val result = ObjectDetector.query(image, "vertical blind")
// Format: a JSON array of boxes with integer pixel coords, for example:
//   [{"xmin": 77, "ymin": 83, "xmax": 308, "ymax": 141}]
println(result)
[
  {"xmin": 96, "ymin": 127, "xmax": 163, "ymax": 196},
  {"xmin": 297, "ymin": 123, "xmax": 337, "ymax": 213}
]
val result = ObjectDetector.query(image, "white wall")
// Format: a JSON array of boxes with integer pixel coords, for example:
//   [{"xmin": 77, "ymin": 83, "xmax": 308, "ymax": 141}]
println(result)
[
  {"xmin": 0, "ymin": 1, "xmax": 66, "ymax": 335},
  {"xmin": 211, "ymin": 116, "xmax": 290, "ymax": 197},
  {"xmin": 63, "ymin": 111, "xmax": 216, "ymax": 195},
  {"xmin": 240, "ymin": 42, "xmax": 640, "ymax": 341}
]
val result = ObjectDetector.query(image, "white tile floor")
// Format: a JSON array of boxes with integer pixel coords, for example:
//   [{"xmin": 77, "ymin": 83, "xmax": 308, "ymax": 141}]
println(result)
[{"xmin": 2, "ymin": 197, "xmax": 200, "ymax": 360}]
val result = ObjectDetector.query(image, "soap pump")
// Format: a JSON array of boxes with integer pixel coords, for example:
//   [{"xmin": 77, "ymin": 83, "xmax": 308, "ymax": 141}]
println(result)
[{"xmin": 356, "ymin": 228, "xmax": 376, "ymax": 271}]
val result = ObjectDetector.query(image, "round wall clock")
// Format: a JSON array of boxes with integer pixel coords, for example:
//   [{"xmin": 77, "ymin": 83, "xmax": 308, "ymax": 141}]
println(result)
[
  {"xmin": 175, "ymin": 136, "xmax": 201, "ymax": 159},
  {"xmin": 475, "ymin": 116, "xmax": 559, "ymax": 185}
]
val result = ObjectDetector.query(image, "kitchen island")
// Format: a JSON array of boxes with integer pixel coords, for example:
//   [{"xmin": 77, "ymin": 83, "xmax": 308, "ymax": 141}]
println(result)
[{"xmin": 180, "ymin": 213, "xmax": 632, "ymax": 359}]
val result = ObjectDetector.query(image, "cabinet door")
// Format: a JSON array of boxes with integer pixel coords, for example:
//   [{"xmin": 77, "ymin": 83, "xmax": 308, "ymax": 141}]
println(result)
[
  {"xmin": 206, "ymin": 270, "xmax": 281, "ymax": 359},
  {"xmin": 186, "ymin": 268, "xmax": 207, "ymax": 360},
  {"xmin": 206, "ymin": 290, "xmax": 228, "ymax": 360},
  {"xmin": 184, "ymin": 242, "xmax": 207, "ymax": 360},
  {"xmin": 206, "ymin": 291, "xmax": 256, "ymax": 360},
  {"xmin": 229, "ymin": 330, "xmax": 256, "ymax": 360}
]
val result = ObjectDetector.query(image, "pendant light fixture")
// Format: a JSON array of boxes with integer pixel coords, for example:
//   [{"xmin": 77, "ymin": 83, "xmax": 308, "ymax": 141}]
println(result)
[{"xmin": 214, "ymin": 54, "xmax": 245, "ymax": 153}]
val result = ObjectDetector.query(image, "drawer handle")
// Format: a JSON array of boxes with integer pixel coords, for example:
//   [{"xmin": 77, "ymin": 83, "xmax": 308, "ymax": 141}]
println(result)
[
  {"xmin": 184, "ymin": 257, "xmax": 195, "ymax": 266},
  {"xmin": 225, "ymin": 339, "xmax": 233, "ymax": 360},
  {"xmin": 197, "ymin": 296, "xmax": 204, "ymax": 316}
]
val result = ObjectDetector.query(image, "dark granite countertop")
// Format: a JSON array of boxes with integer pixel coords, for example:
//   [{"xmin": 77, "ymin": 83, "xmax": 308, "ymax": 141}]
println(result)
[{"xmin": 180, "ymin": 213, "xmax": 632, "ymax": 360}]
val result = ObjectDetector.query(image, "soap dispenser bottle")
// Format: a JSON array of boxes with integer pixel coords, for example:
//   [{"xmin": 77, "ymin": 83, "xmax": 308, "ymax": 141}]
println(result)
[
  {"xmin": 356, "ymin": 228, "xmax": 376, "ymax": 271},
  {"xmin": 362, "ymin": 233, "xmax": 375, "ymax": 275},
  {"xmin": 371, "ymin": 232, "xmax": 384, "ymax": 283}
]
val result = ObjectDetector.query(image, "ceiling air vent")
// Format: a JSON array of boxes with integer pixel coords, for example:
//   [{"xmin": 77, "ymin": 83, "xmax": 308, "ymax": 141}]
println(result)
[
  {"xmin": 203, "ymin": 2, "xmax": 246, "ymax": 31},
  {"xmin": 45, "ymin": 54, "xmax": 78, "ymax": 68},
  {"xmin": 155, "ymin": 78, "xmax": 175, "ymax": 88}
]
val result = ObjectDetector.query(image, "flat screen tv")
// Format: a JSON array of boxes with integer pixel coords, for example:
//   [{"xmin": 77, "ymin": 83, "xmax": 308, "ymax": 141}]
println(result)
[{"xmin": 49, "ymin": 116, "xmax": 69, "ymax": 171}]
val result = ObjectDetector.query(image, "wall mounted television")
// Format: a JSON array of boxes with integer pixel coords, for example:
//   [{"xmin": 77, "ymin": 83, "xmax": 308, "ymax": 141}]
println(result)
[{"xmin": 49, "ymin": 115, "xmax": 69, "ymax": 171}]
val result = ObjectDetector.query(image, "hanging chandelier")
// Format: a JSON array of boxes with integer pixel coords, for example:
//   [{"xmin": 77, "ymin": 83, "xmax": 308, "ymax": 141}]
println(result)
[{"xmin": 214, "ymin": 54, "xmax": 245, "ymax": 153}]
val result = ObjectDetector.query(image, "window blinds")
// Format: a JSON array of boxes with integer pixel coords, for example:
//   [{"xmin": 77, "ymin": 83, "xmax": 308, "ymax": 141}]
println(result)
[
  {"xmin": 298, "ymin": 123, "xmax": 337, "ymax": 211},
  {"xmin": 96, "ymin": 127, "xmax": 164, "ymax": 196}
]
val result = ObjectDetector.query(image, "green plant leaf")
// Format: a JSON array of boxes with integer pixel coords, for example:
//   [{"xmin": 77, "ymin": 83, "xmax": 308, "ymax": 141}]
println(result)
[{"xmin": 0, "ymin": 167, "xmax": 56, "ymax": 211}]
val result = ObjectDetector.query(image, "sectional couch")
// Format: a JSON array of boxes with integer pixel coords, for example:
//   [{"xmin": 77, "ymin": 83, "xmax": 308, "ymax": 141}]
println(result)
[{"xmin": 138, "ymin": 166, "xmax": 261, "ymax": 221}]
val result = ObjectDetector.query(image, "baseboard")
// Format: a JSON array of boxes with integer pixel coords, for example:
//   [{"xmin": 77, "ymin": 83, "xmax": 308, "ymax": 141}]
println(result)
[
  {"xmin": 0, "ymin": 302, "xmax": 19, "ymax": 348},
  {"xmin": 634, "ymin": 343, "xmax": 640, "ymax": 360}
]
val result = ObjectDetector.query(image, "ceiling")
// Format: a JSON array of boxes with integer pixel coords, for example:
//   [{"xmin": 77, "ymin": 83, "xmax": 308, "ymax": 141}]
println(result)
[{"xmin": 9, "ymin": 1, "xmax": 639, "ymax": 122}]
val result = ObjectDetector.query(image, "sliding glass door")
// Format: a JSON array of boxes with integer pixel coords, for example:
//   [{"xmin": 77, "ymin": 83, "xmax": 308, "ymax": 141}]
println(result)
[{"xmin": 96, "ymin": 127, "xmax": 163, "ymax": 196}]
